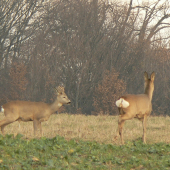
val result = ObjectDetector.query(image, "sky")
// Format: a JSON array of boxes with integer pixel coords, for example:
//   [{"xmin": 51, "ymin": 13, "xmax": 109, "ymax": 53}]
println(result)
[
  {"xmin": 108, "ymin": 0, "xmax": 170, "ymax": 43},
  {"xmin": 110, "ymin": 0, "xmax": 166, "ymax": 5}
]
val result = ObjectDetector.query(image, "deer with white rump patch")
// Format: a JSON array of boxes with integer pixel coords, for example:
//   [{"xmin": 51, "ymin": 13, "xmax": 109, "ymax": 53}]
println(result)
[
  {"xmin": 115, "ymin": 72, "xmax": 155, "ymax": 144},
  {"xmin": 0, "ymin": 86, "xmax": 71, "ymax": 136}
]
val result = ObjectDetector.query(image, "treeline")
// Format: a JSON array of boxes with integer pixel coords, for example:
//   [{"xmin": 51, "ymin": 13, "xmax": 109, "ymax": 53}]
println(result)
[{"xmin": 0, "ymin": 0, "xmax": 170, "ymax": 115}]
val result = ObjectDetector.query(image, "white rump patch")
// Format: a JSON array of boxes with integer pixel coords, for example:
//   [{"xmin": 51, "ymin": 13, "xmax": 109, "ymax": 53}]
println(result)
[
  {"xmin": 0, "ymin": 106, "xmax": 4, "ymax": 113},
  {"xmin": 115, "ymin": 98, "xmax": 129, "ymax": 108}
]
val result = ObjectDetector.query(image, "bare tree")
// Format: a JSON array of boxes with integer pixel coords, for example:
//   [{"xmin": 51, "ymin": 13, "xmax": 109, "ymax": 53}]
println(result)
[
  {"xmin": 1, "ymin": 0, "xmax": 170, "ymax": 115},
  {"xmin": 0, "ymin": 0, "xmax": 43, "ymax": 104},
  {"xmin": 0, "ymin": 0, "xmax": 43, "ymax": 69}
]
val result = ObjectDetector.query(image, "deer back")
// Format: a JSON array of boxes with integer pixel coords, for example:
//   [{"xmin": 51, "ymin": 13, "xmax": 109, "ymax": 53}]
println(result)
[
  {"xmin": 3, "ymin": 101, "xmax": 51, "ymax": 121},
  {"xmin": 120, "ymin": 94, "xmax": 152, "ymax": 118}
]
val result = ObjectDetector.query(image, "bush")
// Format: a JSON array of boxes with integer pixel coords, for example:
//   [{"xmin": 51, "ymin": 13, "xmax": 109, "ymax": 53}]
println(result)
[{"xmin": 93, "ymin": 69, "xmax": 126, "ymax": 115}]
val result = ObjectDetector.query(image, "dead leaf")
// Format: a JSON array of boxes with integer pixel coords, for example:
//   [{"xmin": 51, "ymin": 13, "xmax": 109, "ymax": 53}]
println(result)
[{"xmin": 32, "ymin": 157, "xmax": 39, "ymax": 162}]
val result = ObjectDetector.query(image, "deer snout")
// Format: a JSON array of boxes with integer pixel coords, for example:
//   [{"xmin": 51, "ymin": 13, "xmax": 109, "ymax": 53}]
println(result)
[{"xmin": 67, "ymin": 100, "xmax": 71, "ymax": 104}]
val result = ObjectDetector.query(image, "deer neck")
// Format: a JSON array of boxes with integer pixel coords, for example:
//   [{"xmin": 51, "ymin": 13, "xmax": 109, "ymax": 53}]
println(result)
[
  {"xmin": 144, "ymin": 84, "xmax": 154, "ymax": 101},
  {"xmin": 50, "ymin": 98, "xmax": 63, "ymax": 113}
]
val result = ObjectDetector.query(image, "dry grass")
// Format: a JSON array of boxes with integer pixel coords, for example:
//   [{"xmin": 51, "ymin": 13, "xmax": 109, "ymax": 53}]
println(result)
[{"xmin": 0, "ymin": 113, "xmax": 170, "ymax": 145}]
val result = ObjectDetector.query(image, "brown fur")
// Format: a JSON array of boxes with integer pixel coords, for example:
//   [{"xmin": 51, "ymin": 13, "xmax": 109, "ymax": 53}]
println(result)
[
  {"xmin": 0, "ymin": 86, "xmax": 71, "ymax": 136},
  {"xmin": 115, "ymin": 72, "xmax": 155, "ymax": 144}
]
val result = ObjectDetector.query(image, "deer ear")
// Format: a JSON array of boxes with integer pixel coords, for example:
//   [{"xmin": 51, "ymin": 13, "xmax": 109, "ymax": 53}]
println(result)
[
  {"xmin": 60, "ymin": 86, "xmax": 65, "ymax": 92},
  {"xmin": 55, "ymin": 86, "xmax": 65, "ymax": 95},
  {"xmin": 56, "ymin": 90, "xmax": 61, "ymax": 95},
  {"xmin": 144, "ymin": 71, "xmax": 148, "ymax": 81},
  {"xmin": 151, "ymin": 71, "xmax": 155, "ymax": 81}
]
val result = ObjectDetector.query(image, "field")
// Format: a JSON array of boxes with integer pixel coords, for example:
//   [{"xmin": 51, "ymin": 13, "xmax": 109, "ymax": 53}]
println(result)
[{"xmin": 0, "ymin": 113, "xmax": 170, "ymax": 169}]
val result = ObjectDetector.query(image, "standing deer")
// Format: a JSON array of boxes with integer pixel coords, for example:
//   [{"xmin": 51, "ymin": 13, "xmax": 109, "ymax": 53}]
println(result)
[
  {"xmin": 115, "ymin": 72, "xmax": 155, "ymax": 144},
  {"xmin": 0, "ymin": 86, "xmax": 71, "ymax": 136}
]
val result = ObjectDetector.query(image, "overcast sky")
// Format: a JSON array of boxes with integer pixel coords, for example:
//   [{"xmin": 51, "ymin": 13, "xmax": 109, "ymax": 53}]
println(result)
[
  {"xmin": 110, "ymin": 0, "xmax": 164, "ymax": 5},
  {"xmin": 108, "ymin": 0, "xmax": 170, "ymax": 40}
]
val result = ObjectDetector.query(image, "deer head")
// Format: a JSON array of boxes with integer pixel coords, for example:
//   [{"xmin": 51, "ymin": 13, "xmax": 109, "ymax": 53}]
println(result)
[
  {"xmin": 144, "ymin": 72, "xmax": 155, "ymax": 101},
  {"xmin": 55, "ymin": 86, "xmax": 71, "ymax": 104}
]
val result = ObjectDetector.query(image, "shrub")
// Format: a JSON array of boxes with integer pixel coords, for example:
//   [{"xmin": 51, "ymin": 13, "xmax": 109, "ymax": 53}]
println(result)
[{"xmin": 93, "ymin": 69, "xmax": 126, "ymax": 115}]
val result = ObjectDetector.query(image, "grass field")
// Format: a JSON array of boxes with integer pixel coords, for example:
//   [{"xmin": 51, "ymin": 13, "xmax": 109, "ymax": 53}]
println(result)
[
  {"xmin": 0, "ymin": 113, "xmax": 170, "ymax": 169},
  {"xmin": 1, "ymin": 113, "xmax": 170, "ymax": 144}
]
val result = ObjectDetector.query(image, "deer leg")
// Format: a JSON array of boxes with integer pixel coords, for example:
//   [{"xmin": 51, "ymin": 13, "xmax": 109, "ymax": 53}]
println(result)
[
  {"xmin": 114, "ymin": 117, "xmax": 126, "ymax": 144},
  {"xmin": 0, "ymin": 117, "xmax": 17, "ymax": 135},
  {"xmin": 118, "ymin": 119, "xmax": 125, "ymax": 145},
  {"xmin": 38, "ymin": 122, "xmax": 43, "ymax": 137},
  {"xmin": 33, "ymin": 120, "xmax": 43, "ymax": 137},
  {"xmin": 18, "ymin": 119, "xmax": 21, "ymax": 129},
  {"xmin": 142, "ymin": 115, "xmax": 147, "ymax": 144},
  {"xmin": 33, "ymin": 119, "xmax": 39, "ymax": 137},
  {"xmin": 114, "ymin": 120, "xmax": 122, "ymax": 141},
  {"xmin": 1, "ymin": 124, "xmax": 8, "ymax": 135},
  {"xmin": 114, "ymin": 113, "xmax": 134, "ymax": 144}
]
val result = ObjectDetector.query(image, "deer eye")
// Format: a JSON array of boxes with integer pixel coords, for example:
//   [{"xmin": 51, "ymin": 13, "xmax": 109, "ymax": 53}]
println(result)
[{"xmin": 63, "ymin": 97, "xmax": 66, "ymax": 98}]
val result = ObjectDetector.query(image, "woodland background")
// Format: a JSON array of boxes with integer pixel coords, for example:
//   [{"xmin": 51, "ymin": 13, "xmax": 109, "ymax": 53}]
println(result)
[{"xmin": 0, "ymin": 0, "xmax": 170, "ymax": 115}]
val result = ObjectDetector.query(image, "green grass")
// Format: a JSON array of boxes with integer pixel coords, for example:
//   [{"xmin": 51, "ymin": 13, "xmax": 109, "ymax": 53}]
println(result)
[
  {"xmin": 0, "ymin": 134, "xmax": 170, "ymax": 169},
  {"xmin": 0, "ymin": 114, "xmax": 170, "ymax": 169}
]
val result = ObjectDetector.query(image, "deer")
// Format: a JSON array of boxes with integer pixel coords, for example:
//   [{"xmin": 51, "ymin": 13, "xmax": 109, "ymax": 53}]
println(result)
[
  {"xmin": 0, "ymin": 86, "xmax": 71, "ymax": 137},
  {"xmin": 114, "ymin": 71, "xmax": 155, "ymax": 145}
]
